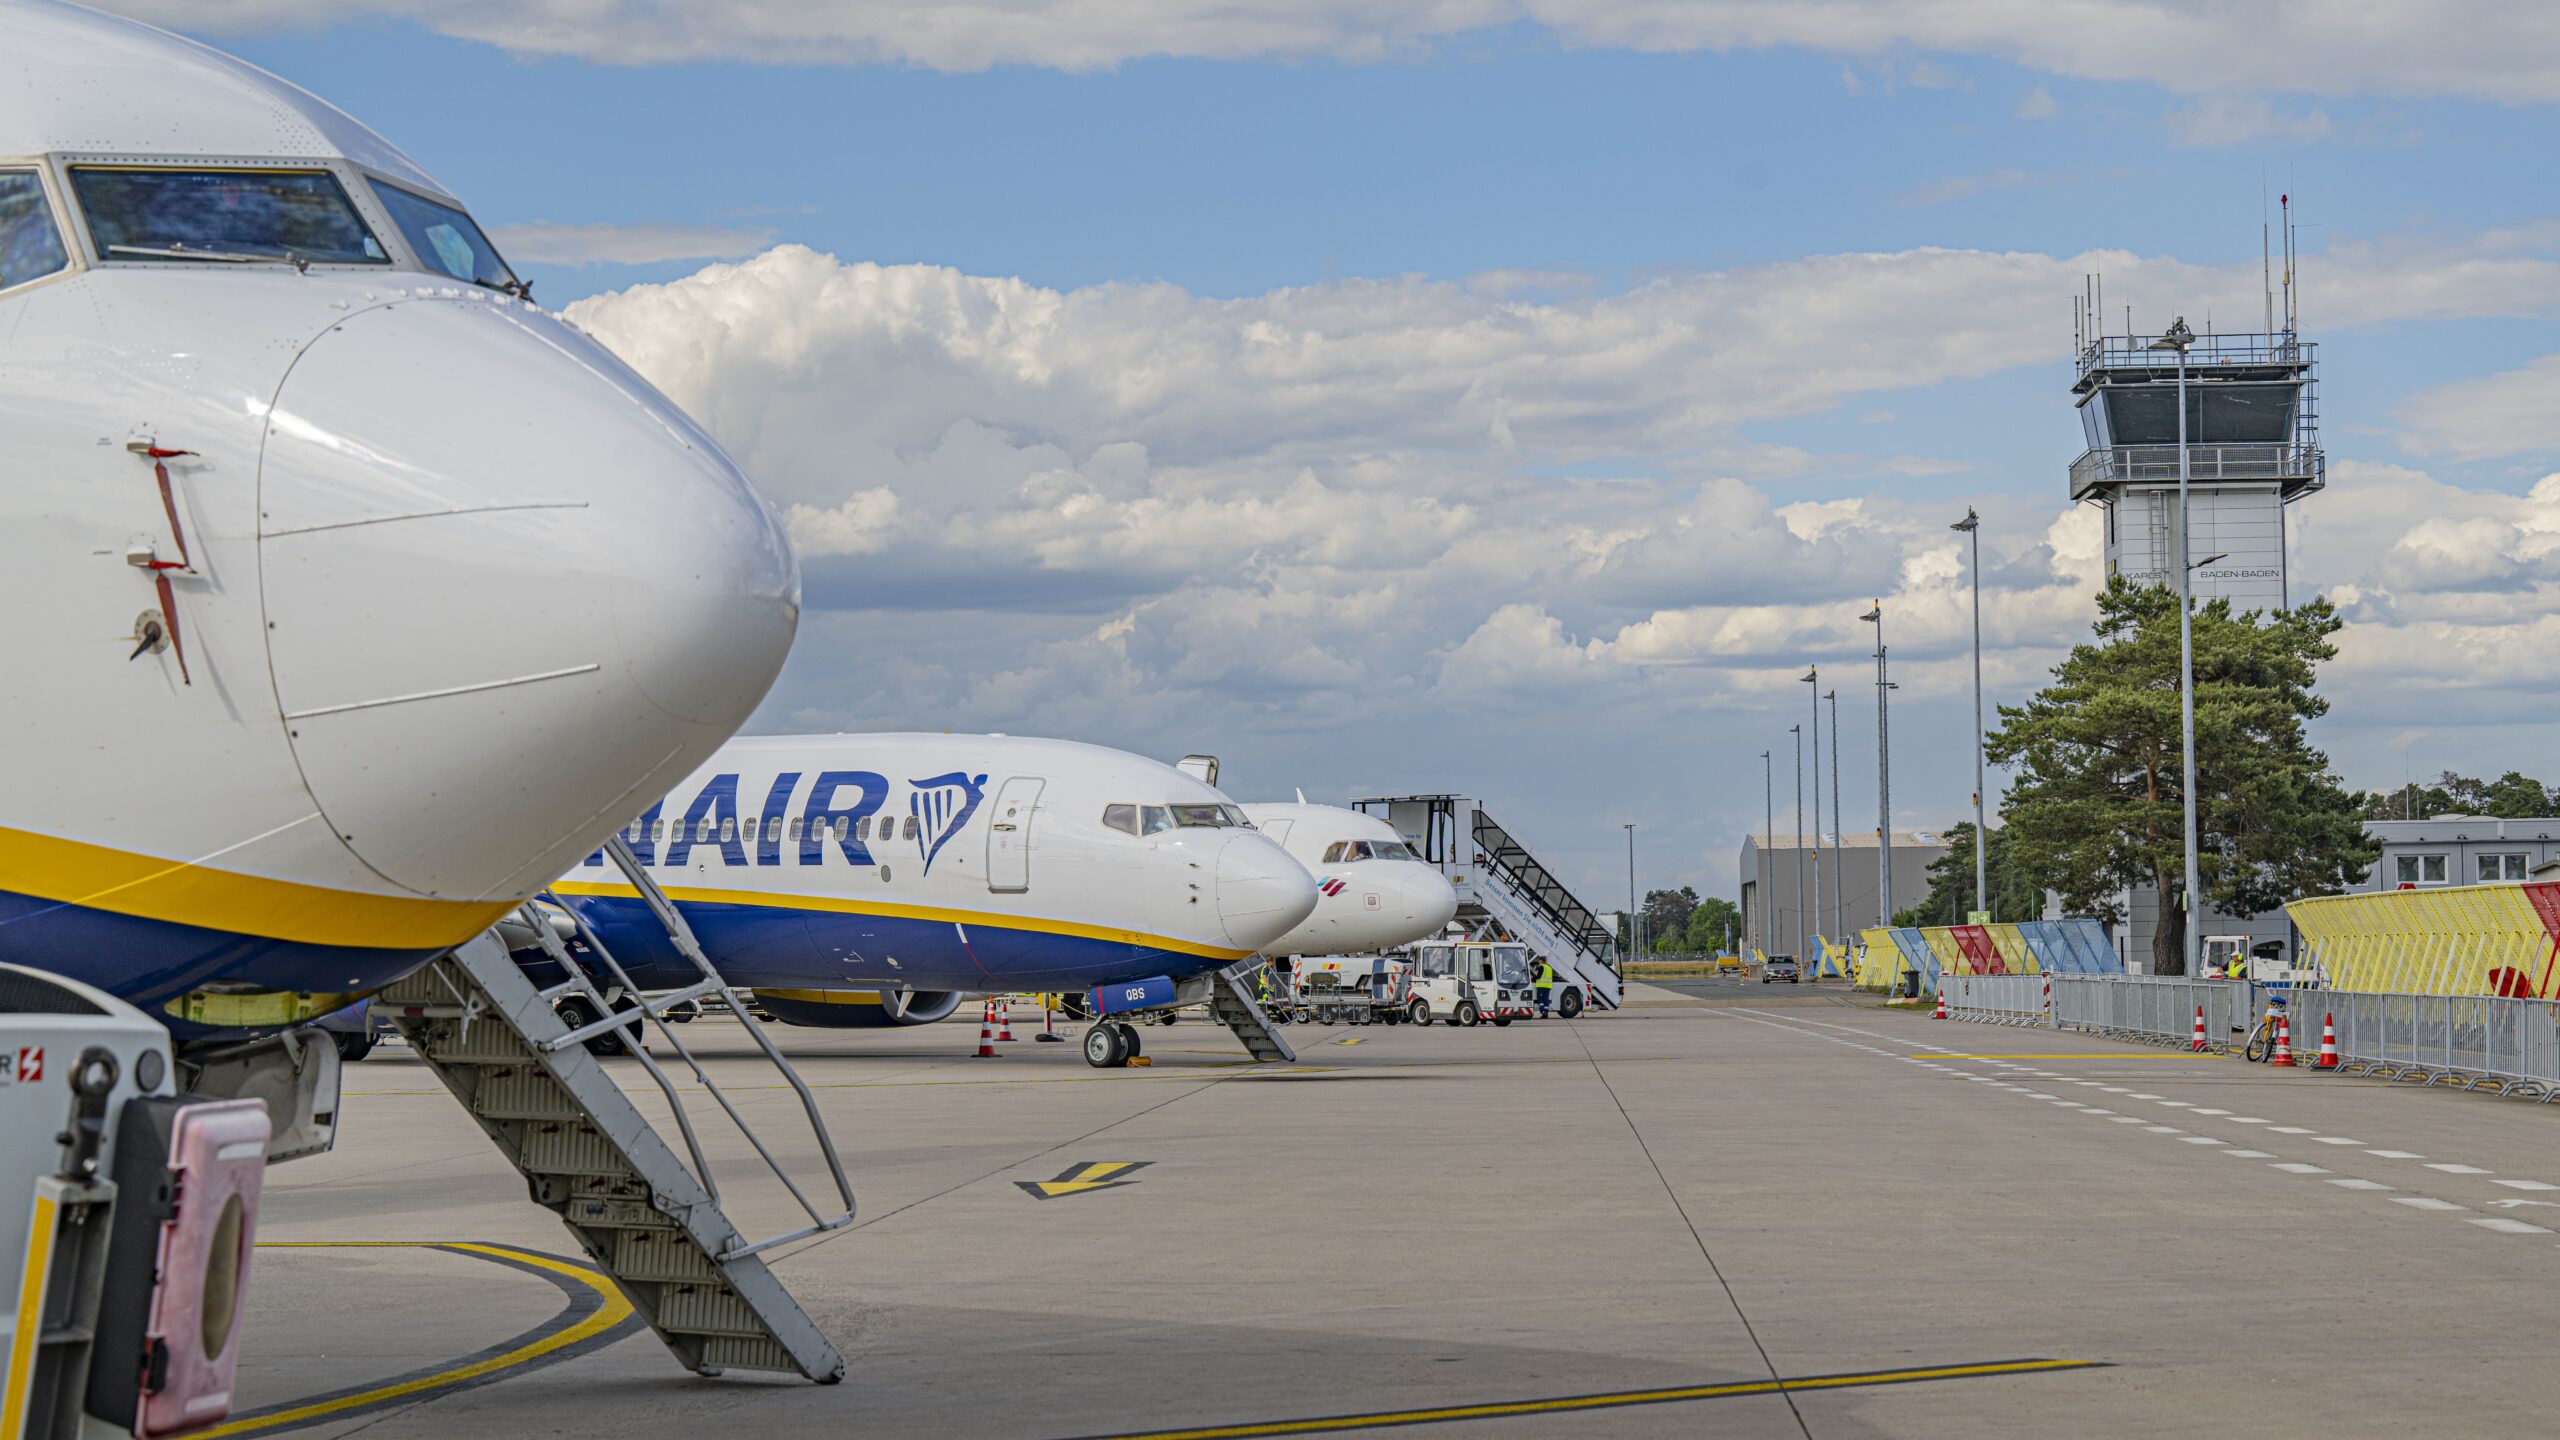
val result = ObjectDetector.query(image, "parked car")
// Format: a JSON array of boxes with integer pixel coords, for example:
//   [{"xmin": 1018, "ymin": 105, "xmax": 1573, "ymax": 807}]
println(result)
[{"xmin": 1761, "ymin": 954, "xmax": 1801, "ymax": 984}]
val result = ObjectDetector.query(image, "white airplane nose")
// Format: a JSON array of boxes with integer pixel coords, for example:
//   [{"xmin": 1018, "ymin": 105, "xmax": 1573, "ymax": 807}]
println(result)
[
  {"xmin": 257, "ymin": 296, "xmax": 797, "ymax": 900},
  {"xmin": 1215, "ymin": 833, "xmax": 1319, "ymax": 952},
  {"xmin": 1403, "ymin": 867, "xmax": 1460, "ymax": 931}
]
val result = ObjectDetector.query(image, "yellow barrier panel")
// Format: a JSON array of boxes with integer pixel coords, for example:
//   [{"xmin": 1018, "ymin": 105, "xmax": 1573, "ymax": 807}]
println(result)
[
  {"xmin": 1922, "ymin": 927, "xmax": 1968, "ymax": 977},
  {"xmin": 1854, "ymin": 929, "xmax": 1902, "ymax": 988},
  {"xmin": 1985, "ymin": 923, "xmax": 2035, "ymax": 976},
  {"xmin": 2286, "ymin": 882, "xmax": 2560, "ymax": 998}
]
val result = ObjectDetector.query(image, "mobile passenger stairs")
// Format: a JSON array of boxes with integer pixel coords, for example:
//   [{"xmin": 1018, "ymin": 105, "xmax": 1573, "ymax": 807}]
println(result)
[
  {"xmin": 377, "ymin": 835, "xmax": 855, "ymax": 1380},
  {"xmin": 1353, "ymin": 795, "xmax": 1622, "ymax": 1015}
]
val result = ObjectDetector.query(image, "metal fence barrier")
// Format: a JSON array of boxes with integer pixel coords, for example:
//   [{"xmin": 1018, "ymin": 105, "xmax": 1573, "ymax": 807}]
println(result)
[
  {"xmin": 1934, "ymin": 975, "xmax": 2560, "ymax": 1094},
  {"xmin": 1939, "ymin": 973, "xmax": 2047, "ymax": 1025},
  {"xmin": 2049, "ymin": 975, "xmax": 2238, "ymax": 1052}
]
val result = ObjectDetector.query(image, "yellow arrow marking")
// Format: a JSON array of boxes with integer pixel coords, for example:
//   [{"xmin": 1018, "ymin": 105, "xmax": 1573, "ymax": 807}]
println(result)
[{"xmin": 1017, "ymin": 1160, "xmax": 1152, "ymax": 1200}]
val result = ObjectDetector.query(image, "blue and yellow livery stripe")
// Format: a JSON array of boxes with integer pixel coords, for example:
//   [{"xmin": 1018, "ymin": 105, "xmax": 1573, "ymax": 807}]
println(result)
[
  {"xmin": 0, "ymin": 823, "xmax": 511, "ymax": 949},
  {"xmin": 548, "ymin": 877, "xmax": 1253, "ymax": 962}
]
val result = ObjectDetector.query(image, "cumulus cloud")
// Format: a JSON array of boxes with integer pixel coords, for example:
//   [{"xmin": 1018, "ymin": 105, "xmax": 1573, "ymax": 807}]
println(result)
[
  {"xmin": 108, "ymin": 1, "xmax": 2560, "ymax": 97},
  {"xmin": 2396, "ymin": 353, "xmax": 2560, "ymax": 462},
  {"xmin": 487, "ymin": 221, "xmax": 776, "ymax": 268},
  {"xmin": 551, "ymin": 231, "xmax": 2560, "ymax": 893}
]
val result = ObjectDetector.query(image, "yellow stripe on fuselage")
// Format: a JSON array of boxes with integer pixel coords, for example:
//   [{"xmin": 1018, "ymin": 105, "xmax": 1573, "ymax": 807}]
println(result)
[
  {"xmin": 0, "ymin": 824, "xmax": 512, "ymax": 949},
  {"xmin": 548, "ymin": 877, "xmax": 1252, "ymax": 962}
]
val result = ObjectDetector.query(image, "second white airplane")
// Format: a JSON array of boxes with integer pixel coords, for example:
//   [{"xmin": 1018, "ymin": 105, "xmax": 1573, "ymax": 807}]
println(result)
[{"xmin": 1240, "ymin": 801, "xmax": 1458, "ymax": 958}]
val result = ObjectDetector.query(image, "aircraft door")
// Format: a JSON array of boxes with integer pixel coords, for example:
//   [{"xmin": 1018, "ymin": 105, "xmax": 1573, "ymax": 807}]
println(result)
[{"xmin": 987, "ymin": 777, "xmax": 1044, "ymax": 893}]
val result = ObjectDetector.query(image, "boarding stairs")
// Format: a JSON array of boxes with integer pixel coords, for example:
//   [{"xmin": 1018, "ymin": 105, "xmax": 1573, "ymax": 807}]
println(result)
[
  {"xmin": 1461, "ymin": 807, "xmax": 1622, "ymax": 1010},
  {"xmin": 1353, "ymin": 796, "xmax": 1622, "ymax": 1012},
  {"xmin": 374, "ymin": 836, "xmax": 852, "ymax": 1382},
  {"xmin": 1206, "ymin": 964, "xmax": 1295, "ymax": 1062}
]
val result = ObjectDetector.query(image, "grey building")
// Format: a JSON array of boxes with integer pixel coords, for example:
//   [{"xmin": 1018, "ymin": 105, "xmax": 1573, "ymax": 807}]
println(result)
[
  {"xmin": 2358, "ymin": 817, "xmax": 2560, "ymax": 891},
  {"xmin": 1739, "ymin": 831, "xmax": 1948, "ymax": 957}
]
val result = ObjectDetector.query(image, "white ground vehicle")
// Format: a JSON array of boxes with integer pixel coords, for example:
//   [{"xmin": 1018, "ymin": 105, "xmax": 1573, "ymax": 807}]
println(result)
[
  {"xmin": 1404, "ymin": 941, "xmax": 1539, "ymax": 1026},
  {"xmin": 1287, "ymin": 954, "xmax": 1411, "ymax": 1025}
]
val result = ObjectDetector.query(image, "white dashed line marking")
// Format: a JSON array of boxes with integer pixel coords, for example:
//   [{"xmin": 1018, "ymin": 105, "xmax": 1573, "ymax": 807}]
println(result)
[
  {"xmin": 2328, "ymin": 1178, "xmax": 2393, "ymax": 1192},
  {"xmin": 2156, "ymin": 1101, "xmax": 2195, "ymax": 1108},
  {"xmin": 2313, "ymin": 1137, "xmax": 2365, "ymax": 1147},
  {"xmin": 2392, "ymin": 1197, "xmax": 2466, "ymax": 1212},
  {"xmin": 2272, "ymin": 1163, "xmax": 2330, "ymax": 1175},
  {"xmin": 2083, "ymin": 1108, "xmax": 2115, "ymax": 1116},
  {"xmin": 2494, "ymin": 1180, "xmax": 2560, "ymax": 1192},
  {"xmin": 2179, "ymin": 1136, "xmax": 2226, "ymax": 1146},
  {"xmin": 2227, "ymin": 1117, "xmax": 2271, "ymax": 1124},
  {"xmin": 2098, "ymin": 1087, "xmax": 2131, "ymax": 1094},
  {"xmin": 2223, "ymin": 1150, "xmax": 2274, "ymax": 1159},
  {"xmin": 2109, "ymin": 1116, "xmax": 2148, "ymax": 1124},
  {"xmin": 2126, "ymin": 1093, "xmax": 2164, "ymax": 1100},
  {"xmin": 2270, "ymin": 1126, "xmax": 2316, "ymax": 1135},
  {"xmin": 2367, "ymin": 1150, "xmax": 2425, "ymax": 1160},
  {"xmin": 2144, "ymin": 1126, "xmax": 2184, "ymax": 1134},
  {"xmin": 2469, "ymin": 1218, "xmax": 2554, "ymax": 1235},
  {"xmin": 2190, "ymin": 1108, "xmax": 2232, "ymax": 1116},
  {"xmin": 2426, "ymin": 1164, "xmax": 2494, "ymax": 1175}
]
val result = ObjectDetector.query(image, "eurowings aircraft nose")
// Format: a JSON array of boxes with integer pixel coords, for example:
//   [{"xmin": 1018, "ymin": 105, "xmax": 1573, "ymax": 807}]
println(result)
[
  {"xmin": 1401, "ymin": 866, "xmax": 1460, "ymax": 932},
  {"xmin": 258, "ymin": 295, "xmax": 797, "ymax": 901},
  {"xmin": 1215, "ymin": 832, "xmax": 1319, "ymax": 952}
]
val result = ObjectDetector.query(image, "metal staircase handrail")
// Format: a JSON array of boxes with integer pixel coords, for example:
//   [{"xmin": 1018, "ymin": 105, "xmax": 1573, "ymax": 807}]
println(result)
[
  {"xmin": 1470, "ymin": 811, "xmax": 1618, "ymax": 970},
  {"xmin": 528, "ymin": 835, "xmax": 855, "ymax": 1259}
]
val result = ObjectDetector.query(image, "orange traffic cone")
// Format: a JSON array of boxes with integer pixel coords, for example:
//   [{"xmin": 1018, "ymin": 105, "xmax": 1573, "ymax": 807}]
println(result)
[
  {"xmin": 997, "ymin": 999, "xmax": 1016, "ymax": 1042},
  {"xmin": 1932, "ymin": 987, "xmax": 1948, "ymax": 1020},
  {"xmin": 2191, "ymin": 1006, "xmax": 2207, "ymax": 1052},
  {"xmin": 974, "ymin": 1001, "xmax": 999, "ymax": 1058},
  {"xmin": 2316, "ymin": 1013, "xmax": 2340, "ymax": 1071},
  {"xmin": 2269, "ymin": 1013, "xmax": 2295, "ymax": 1068}
]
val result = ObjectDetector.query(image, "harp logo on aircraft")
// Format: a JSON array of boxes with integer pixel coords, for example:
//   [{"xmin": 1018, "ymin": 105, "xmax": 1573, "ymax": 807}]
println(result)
[{"xmin": 909, "ymin": 771, "xmax": 988, "ymax": 877}]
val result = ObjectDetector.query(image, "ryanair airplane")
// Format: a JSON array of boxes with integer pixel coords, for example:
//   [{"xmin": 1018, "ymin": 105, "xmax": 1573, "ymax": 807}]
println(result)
[
  {"xmin": 0, "ymin": 0, "xmax": 798, "ymax": 1037},
  {"xmin": 547, "ymin": 735, "xmax": 1318, "ymax": 1037},
  {"xmin": 1239, "ymin": 802, "xmax": 1458, "ymax": 958}
]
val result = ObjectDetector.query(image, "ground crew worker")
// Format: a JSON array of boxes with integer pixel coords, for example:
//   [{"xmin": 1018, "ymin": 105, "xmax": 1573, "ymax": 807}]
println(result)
[{"xmin": 1535, "ymin": 958, "xmax": 1556, "ymax": 1017}]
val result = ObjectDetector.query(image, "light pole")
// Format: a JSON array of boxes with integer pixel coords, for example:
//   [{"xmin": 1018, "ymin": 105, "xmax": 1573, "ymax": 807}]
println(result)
[
  {"xmin": 1790, "ymin": 723, "xmax": 1805, "ymax": 961},
  {"xmin": 1802, "ymin": 665, "xmax": 1823, "ymax": 960},
  {"xmin": 1760, "ymin": 750, "xmax": 1773, "ymax": 954},
  {"xmin": 1826, "ymin": 689, "xmax": 1845, "ymax": 941},
  {"xmin": 1952, "ymin": 507, "xmax": 1987, "ymax": 920},
  {"xmin": 2151, "ymin": 317, "xmax": 2202, "ymax": 975},
  {"xmin": 1860, "ymin": 603, "xmax": 1893, "ymax": 928},
  {"xmin": 1624, "ymin": 823, "xmax": 1639, "ymax": 960}
]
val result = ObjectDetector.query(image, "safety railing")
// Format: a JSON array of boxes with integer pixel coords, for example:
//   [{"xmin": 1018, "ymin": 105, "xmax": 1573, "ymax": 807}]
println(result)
[
  {"xmin": 1940, "ymin": 973, "xmax": 2048, "ymax": 1026},
  {"xmin": 2306, "ymin": 992, "xmax": 2560, "ymax": 1098},
  {"xmin": 2048, "ymin": 975, "xmax": 2240, "ymax": 1052}
]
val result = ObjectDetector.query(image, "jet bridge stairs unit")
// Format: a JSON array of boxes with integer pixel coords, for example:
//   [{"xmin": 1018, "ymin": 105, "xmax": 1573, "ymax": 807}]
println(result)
[
  {"xmin": 1354, "ymin": 795, "xmax": 1622, "ymax": 1011},
  {"xmin": 374, "ymin": 836, "xmax": 853, "ymax": 1382}
]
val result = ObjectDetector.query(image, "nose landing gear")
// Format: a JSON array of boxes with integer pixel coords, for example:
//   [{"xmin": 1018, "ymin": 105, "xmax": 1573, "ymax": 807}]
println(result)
[{"xmin": 1082, "ymin": 1020, "xmax": 1145, "ymax": 1068}]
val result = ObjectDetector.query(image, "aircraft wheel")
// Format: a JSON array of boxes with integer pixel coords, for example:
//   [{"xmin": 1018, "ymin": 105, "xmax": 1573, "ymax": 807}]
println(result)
[
  {"xmin": 1084, "ymin": 1024, "xmax": 1128, "ymax": 1068},
  {"xmin": 1114, "ymin": 1021, "xmax": 1143, "ymax": 1060},
  {"xmin": 332, "ymin": 1029, "xmax": 374, "ymax": 1063},
  {"xmin": 556, "ymin": 995, "xmax": 630, "ymax": 1056},
  {"xmin": 1156, "ymin": 1011, "xmax": 1179, "ymax": 1025}
]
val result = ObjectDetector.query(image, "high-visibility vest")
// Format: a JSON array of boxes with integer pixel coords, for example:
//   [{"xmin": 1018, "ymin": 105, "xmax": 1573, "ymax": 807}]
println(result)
[{"xmin": 1536, "ymin": 963, "xmax": 1555, "ymax": 991}]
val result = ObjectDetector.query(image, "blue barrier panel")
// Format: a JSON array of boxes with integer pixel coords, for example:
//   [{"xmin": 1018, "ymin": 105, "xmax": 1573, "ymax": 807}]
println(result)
[
  {"xmin": 1889, "ymin": 927, "xmax": 1939, "ymax": 989},
  {"xmin": 2055, "ymin": 918, "xmax": 2120, "ymax": 974}
]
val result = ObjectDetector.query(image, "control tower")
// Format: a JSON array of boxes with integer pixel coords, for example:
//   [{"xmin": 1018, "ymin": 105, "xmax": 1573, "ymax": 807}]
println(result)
[{"xmin": 2068, "ymin": 321, "xmax": 2321, "ymax": 611}]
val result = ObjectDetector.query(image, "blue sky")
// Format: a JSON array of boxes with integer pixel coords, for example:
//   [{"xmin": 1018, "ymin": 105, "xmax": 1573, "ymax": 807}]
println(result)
[{"xmin": 148, "ymin": 5, "xmax": 2560, "ymax": 909}]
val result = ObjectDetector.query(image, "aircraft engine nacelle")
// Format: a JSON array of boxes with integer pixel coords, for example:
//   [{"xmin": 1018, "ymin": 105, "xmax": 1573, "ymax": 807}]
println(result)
[{"xmin": 754, "ymin": 988, "xmax": 967, "ymax": 1029}]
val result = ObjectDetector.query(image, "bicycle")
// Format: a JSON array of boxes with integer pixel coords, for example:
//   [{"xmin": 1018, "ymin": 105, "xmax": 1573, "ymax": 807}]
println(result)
[{"xmin": 2242, "ymin": 995, "xmax": 2291, "ymax": 1063}]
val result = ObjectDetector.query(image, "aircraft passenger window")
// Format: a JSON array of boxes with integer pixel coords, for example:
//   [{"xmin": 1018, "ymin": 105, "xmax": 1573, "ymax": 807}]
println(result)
[
  {"xmin": 369, "ymin": 181, "xmax": 519, "ymax": 291},
  {"xmin": 1141, "ymin": 806, "xmax": 1175, "ymax": 836},
  {"xmin": 903, "ymin": 816, "xmax": 919, "ymax": 840},
  {"xmin": 1322, "ymin": 842, "xmax": 1349, "ymax": 865},
  {"xmin": 0, "ymin": 172, "xmax": 68, "ymax": 292},
  {"xmin": 853, "ymin": 816, "xmax": 870, "ymax": 841},
  {"xmin": 785, "ymin": 817, "xmax": 803, "ymax": 841},
  {"xmin": 833, "ymin": 818, "xmax": 851, "ymax": 842},
  {"xmin": 741, "ymin": 817, "xmax": 758, "ymax": 843},
  {"xmin": 695, "ymin": 818, "xmax": 713, "ymax": 842},
  {"xmin": 1103, "ymin": 804, "xmax": 1138, "ymax": 836},
  {"xmin": 650, "ymin": 819, "xmax": 667, "ymax": 841},
  {"xmin": 71, "ymin": 168, "xmax": 386, "ymax": 266},
  {"xmin": 719, "ymin": 818, "xmax": 736, "ymax": 843}
]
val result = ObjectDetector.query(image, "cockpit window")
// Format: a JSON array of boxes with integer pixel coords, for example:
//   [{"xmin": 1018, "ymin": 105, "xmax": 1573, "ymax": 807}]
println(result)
[
  {"xmin": 1168, "ymin": 804, "xmax": 1250, "ymax": 829},
  {"xmin": 370, "ymin": 182, "xmax": 519, "ymax": 291},
  {"xmin": 1354, "ymin": 839, "xmax": 1424, "ymax": 862},
  {"xmin": 1102, "ymin": 804, "xmax": 1138, "ymax": 836},
  {"xmin": 1140, "ymin": 806, "xmax": 1176, "ymax": 836},
  {"xmin": 71, "ymin": 168, "xmax": 386, "ymax": 266},
  {"xmin": 0, "ymin": 172, "xmax": 68, "ymax": 291}
]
